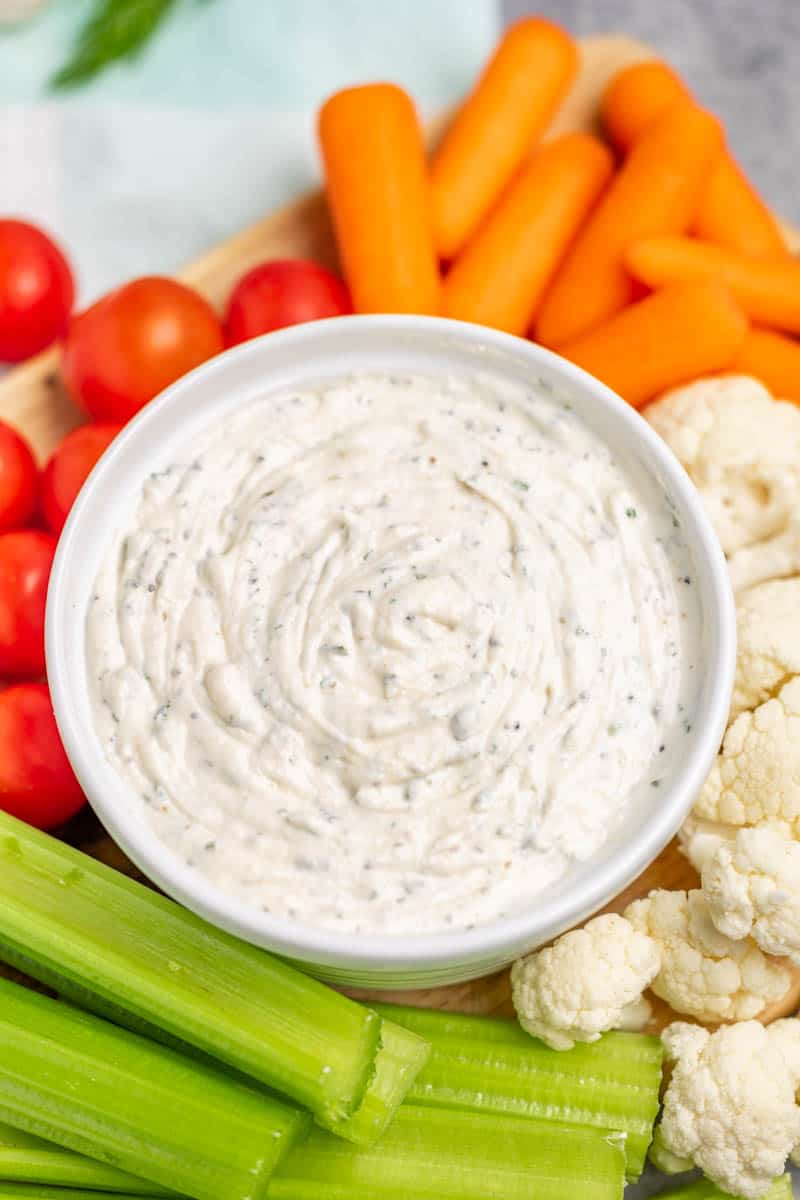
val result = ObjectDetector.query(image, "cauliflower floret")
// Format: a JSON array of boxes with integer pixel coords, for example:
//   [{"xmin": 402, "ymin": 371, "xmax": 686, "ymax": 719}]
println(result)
[
  {"xmin": 658, "ymin": 1019, "xmax": 800, "ymax": 1198},
  {"xmin": 732, "ymin": 578, "xmax": 800, "ymax": 721},
  {"xmin": 624, "ymin": 888, "xmax": 792, "ymax": 1022},
  {"xmin": 703, "ymin": 826, "xmax": 800, "ymax": 965},
  {"xmin": 768, "ymin": 1017, "xmax": 800, "ymax": 1081},
  {"xmin": 645, "ymin": 375, "xmax": 800, "ymax": 591},
  {"xmin": 678, "ymin": 812, "xmax": 737, "ymax": 873},
  {"xmin": 510, "ymin": 913, "xmax": 660, "ymax": 1050},
  {"xmin": 695, "ymin": 676, "xmax": 800, "ymax": 836}
]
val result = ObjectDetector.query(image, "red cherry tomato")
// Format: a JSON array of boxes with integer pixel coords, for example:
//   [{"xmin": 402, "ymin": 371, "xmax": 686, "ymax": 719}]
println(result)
[
  {"xmin": 0, "ymin": 219, "xmax": 74, "ymax": 363},
  {"xmin": 41, "ymin": 423, "xmax": 122, "ymax": 536},
  {"xmin": 224, "ymin": 259, "xmax": 352, "ymax": 346},
  {"xmin": 0, "ymin": 420, "xmax": 38, "ymax": 532},
  {"xmin": 62, "ymin": 276, "xmax": 224, "ymax": 424},
  {"xmin": 0, "ymin": 683, "xmax": 84, "ymax": 829},
  {"xmin": 0, "ymin": 530, "xmax": 56, "ymax": 677}
]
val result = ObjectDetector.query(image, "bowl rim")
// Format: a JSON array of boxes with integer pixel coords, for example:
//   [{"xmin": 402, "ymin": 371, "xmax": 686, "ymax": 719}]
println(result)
[{"xmin": 46, "ymin": 314, "xmax": 736, "ymax": 971}]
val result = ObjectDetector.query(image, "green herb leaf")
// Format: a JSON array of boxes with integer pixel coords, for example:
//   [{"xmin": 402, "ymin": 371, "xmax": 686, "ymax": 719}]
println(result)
[{"xmin": 50, "ymin": 0, "xmax": 182, "ymax": 91}]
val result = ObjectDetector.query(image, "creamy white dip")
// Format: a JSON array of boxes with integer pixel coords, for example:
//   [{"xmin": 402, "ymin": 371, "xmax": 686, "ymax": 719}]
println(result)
[{"xmin": 87, "ymin": 371, "xmax": 700, "ymax": 935}]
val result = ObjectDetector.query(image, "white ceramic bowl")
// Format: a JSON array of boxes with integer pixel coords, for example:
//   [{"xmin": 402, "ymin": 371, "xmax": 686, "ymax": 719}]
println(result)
[{"xmin": 47, "ymin": 316, "xmax": 735, "ymax": 989}]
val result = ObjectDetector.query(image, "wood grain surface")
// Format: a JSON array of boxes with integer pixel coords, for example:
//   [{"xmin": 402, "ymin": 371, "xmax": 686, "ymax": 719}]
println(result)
[{"xmin": 2, "ymin": 34, "xmax": 798, "ymax": 1029}]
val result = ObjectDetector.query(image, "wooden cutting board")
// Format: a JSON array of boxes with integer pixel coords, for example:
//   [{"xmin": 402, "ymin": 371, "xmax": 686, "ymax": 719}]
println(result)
[{"xmin": 2, "ymin": 34, "xmax": 798, "ymax": 1030}]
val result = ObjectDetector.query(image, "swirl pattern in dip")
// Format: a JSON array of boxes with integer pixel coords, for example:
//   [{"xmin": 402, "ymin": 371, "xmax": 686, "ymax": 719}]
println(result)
[{"xmin": 87, "ymin": 371, "xmax": 700, "ymax": 934}]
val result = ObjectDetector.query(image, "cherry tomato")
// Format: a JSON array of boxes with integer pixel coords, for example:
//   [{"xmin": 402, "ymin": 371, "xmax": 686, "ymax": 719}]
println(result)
[
  {"xmin": 224, "ymin": 259, "xmax": 352, "ymax": 346},
  {"xmin": 0, "ymin": 682, "xmax": 84, "ymax": 829},
  {"xmin": 41, "ymin": 423, "xmax": 122, "ymax": 536},
  {"xmin": 0, "ymin": 219, "xmax": 74, "ymax": 363},
  {"xmin": 62, "ymin": 276, "xmax": 224, "ymax": 424},
  {"xmin": 0, "ymin": 530, "xmax": 56, "ymax": 677},
  {"xmin": 0, "ymin": 419, "xmax": 38, "ymax": 532}
]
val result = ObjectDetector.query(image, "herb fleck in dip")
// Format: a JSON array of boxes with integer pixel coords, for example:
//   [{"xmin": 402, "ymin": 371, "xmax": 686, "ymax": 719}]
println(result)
[{"xmin": 87, "ymin": 372, "xmax": 700, "ymax": 934}]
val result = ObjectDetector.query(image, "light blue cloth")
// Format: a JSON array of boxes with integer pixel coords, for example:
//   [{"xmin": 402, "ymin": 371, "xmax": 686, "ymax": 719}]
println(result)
[
  {"xmin": 0, "ymin": 0, "xmax": 499, "ymax": 301},
  {"xmin": 0, "ymin": 0, "xmax": 498, "ymax": 107}
]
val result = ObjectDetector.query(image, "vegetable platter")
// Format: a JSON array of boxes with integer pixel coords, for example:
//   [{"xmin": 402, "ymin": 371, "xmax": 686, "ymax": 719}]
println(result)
[{"xmin": 1, "ymin": 32, "xmax": 799, "ymax": 1033}]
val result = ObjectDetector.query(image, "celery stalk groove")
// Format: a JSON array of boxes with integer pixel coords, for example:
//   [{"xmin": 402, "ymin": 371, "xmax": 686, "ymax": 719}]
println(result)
[
  {"xmin": 0, "ymin": 811, "xmax": 382, "ymax": 1127},
  {"xmin": 0, "ymin": 976, "xmax": 308, "ymax": 1200},
  {"xmin": 375, "ymin": 1002, "xmax": 662, "ymax": 1180}
]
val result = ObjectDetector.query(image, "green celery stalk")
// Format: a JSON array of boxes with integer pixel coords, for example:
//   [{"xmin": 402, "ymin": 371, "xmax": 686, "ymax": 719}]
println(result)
[
  {"xmin": 320, "ymin": 1020, "xmax": 431, "ymax": 1144},
  {"xmin": 653, "ymin": 1174, "xmax": 793, "ymax": 1200},
  {"xmin": 0, "ymin": 1121, "xmax": 171, "ymax": 1195},
  {"xmin": 267, "ymin": 1105, "xmax": 626, "ymax": 1199},
  {"xmin": 374, "ymin": 1002, "xmax": 662, "ymax": 1180},
  {"xmin": 0, "ymin": 976, "xmax": 308, "ymax": 1200},
  {"xmin": 0, "ymin": 1190, "xmax": 162, "ymax": 1200},
  {"xmin": 0, "ymin": 811, "xmax": 382, "ymax": 1128}
]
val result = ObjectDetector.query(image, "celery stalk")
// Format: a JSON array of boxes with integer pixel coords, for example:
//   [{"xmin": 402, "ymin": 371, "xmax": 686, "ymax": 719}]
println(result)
[
  {"xmin": 0, "ymin": 1190, "xmax": 162, "ymax": 1200},
  {"xmin": 0, "ymin": 811, "xmax": 382, "ymax": 1128},
  {"xmin": 267, "ymin": 1105, "xmax": 626, "ymax": 1199},
  {"xmin": 0, "ymin": 976, "xmax": 308, "ymax": 1200},
  {"xmin": 653, "ymin": 1175, "xmax": 793, "ymax": 1200},
  {"xmin": 320, "ymin": 1021, "xmax": 430, "ymax": 1144},
  {"xmin": 0, "ymin": 1122, "xmax": 171, "ymax": 1195},
  {"xmin": 0, "ymin": 1190, "xmax": 172, "ymax": 1200},
  {"xmin": 374, "ymin": 1002, "xmax": 662, "ymax": 1180}
]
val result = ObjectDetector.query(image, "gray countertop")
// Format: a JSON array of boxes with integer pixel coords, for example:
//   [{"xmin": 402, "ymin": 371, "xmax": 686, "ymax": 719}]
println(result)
[{"xmin": 505, "ymin": 0, "xmax": 798, "ymax": 224}]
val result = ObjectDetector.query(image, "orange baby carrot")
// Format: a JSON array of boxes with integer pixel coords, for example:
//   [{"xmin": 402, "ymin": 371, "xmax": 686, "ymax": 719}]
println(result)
[
  {"xmin": 318, "ymin": 84, "xmax": 440, "ymax": 315},
  {"xmin": 601, "ymin": 60, "xmax": 785, "ymax": 257},
  {"xmin": 693, "ymin": 157, "xmax": 787, "ymax": 256},
  {"xmin": 442, "ymin": 133, "xmax": 614, "ymax": 336},
  {"xmin": 535, "ymin": 103, "xmax": 723, "ymax": 348},
  {"xmin": 557, "ymin": 282, "xmax": 748, "ymax": 408},
  {"xmin": 601, "ymin": 60, "xmax": 690, "ymax": 151},
  {"xmin": 729, "ymin": 328, "xmax": 800, "ymax": 404},
  {"xmin": 625, "ymin": 235, "xmax": 800, "ymax": 334},
  {"xmin": 430, "ymin": 18, "xmax": 578, "ymax": 260}
]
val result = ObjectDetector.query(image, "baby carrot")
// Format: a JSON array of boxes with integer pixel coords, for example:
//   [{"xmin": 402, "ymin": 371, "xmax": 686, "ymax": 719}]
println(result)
[
  {"xmin": 429, "ymin": 18, "xmax": 578, "ymax": 260},
  {"xmin": 557, "ymin": 282, "xmax": 748, "ymax": 408},
  {"xmin": 535, "ymin": 102, "xmax": 723, "ymax": 347},
  {"xmin": 694, "ymin": 159, "xmax": 787, "ymax": 256},
  {"xmin": 600, "ymin": 60, "xmax": 689, "ymax": 151},
  {"xmin": 730, "ymin": 328, "xmax": 800, "ymax": 405},
  {"xmin": 625, "ymin": 235, "xmax": 800, "ymax": 333},
  {"xmin": 318, "ymin": 84, "xmax": 440, "ymax": 315},
  {"xmin": 442, "ymin": 133, "xmax": 614, "ymax": 336},
  {"xmin": 601, "ymin": 60, "xmax": 785, "ymax": 257}
]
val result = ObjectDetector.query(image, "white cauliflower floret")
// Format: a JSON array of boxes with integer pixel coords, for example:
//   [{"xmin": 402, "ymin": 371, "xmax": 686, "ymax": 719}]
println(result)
[
  {"xmin": 732, "ymin": 578, "xmax": 800, "ymax": 721},
  {"xmin": 703, "ymin": 826, "xmax": 800, "ymax": 965},
  {"xmin": 695, "ymin": 676, "xmax": 800, "ymax": 836},
  {"xmin": 624, "ymin": 888, "xmax": 792, "ymax": 1022},
  {"xmin": 510, "ymin": 913, "xmax": 659, "ymax": 1050},
  {"xmin": 678, "ymin": 812, "xmax": 736, "ymax": 873},
  {"xmin": 658, "ymin": 1019, "xmax": 800, "ymax": 1198},
  {"xmin": 768, "ymin": 1017, "xmax": 800, "ymax": 1080},
  {"xmin": 645, "ymin": 375, "xmax": 800, "ymax": 591}
]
